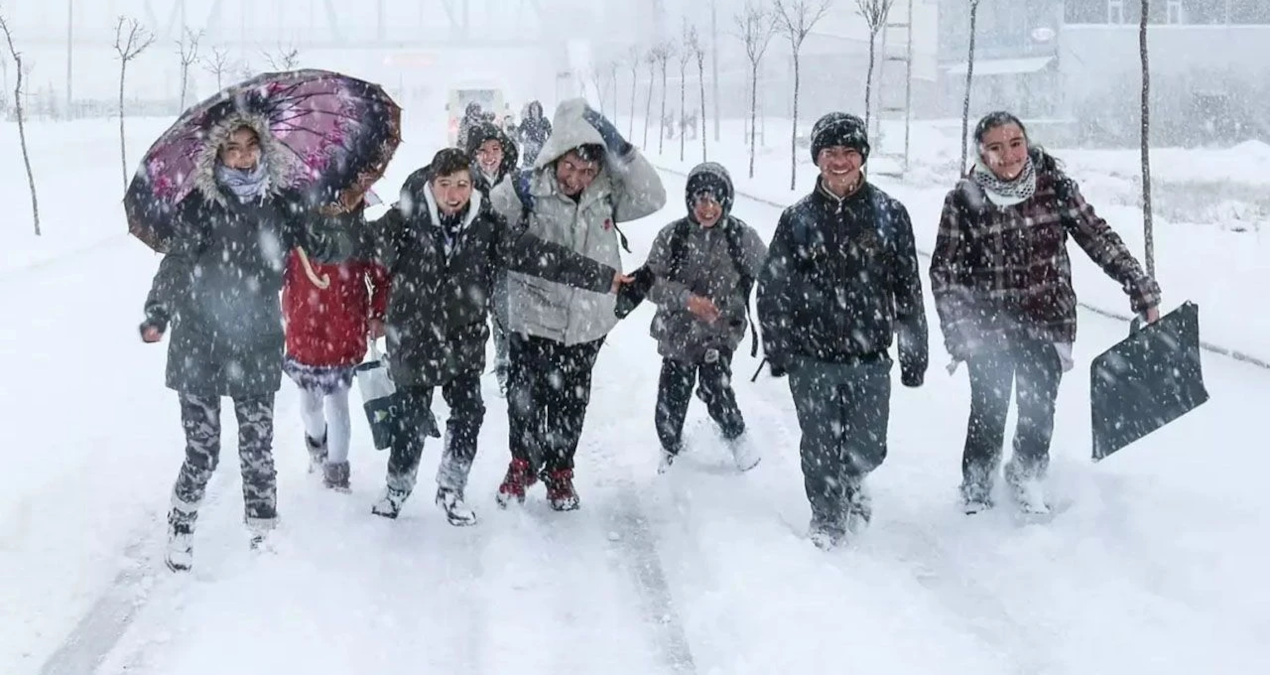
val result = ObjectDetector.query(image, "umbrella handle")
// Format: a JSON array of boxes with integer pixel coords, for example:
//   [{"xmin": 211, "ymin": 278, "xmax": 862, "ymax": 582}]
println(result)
[{"xmin": 296, "ymin": 247, "xmax": 331, "ymax": 289}]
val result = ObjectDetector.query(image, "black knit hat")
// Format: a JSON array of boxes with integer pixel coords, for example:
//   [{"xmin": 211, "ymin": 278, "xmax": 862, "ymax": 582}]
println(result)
[{"xmin": 810, "ymin": 112, "xmax": 869, "ymax": 163}]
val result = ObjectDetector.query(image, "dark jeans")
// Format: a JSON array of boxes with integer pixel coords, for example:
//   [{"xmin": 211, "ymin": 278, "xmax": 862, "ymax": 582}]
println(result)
[
  {"xmin": 787, "ymin": 356, "xmax": 892, "ymax": 527},
  {"xmin": 385, "ymin": 371, "xmax": 485, "ymax": 495},
  {"xmin": 962, "ymin": 339, "xmax": 1064, "ymax": 490},
  {"xmin": 655, "ymin": 352, "xmax": 745, "ymax": 453},
  {"xmin": 507, "ymin": 333, "xmax": 604, "ymax": 473}
]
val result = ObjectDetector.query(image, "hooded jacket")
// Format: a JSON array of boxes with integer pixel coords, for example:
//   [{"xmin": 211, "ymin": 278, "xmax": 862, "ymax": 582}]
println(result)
[
  {"xmin": 646, "ymin": 163, "xmax": 768, "ymax": 363},
  {"xmin": 517, "ymin": 100, "xmax": 552, "ymax": 166},
  {"xmin": 361, "ymin": 163, "xmax": 618, "ymax": 388},
  {"xmin": 465, "ymin": 121, "xmax": 520, "ymax": 192},
  {"xmin": 143, "ymin": 113, "xmax": 355, "ymax": 397},
  {"xmin": 489, "ymin": 98, "xmax": 667, "ymax": 346}
]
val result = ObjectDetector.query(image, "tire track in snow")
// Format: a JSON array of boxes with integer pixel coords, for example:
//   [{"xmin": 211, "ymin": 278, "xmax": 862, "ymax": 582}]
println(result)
[
  {"xmin": 606, "ymin": 488, "xmax": 698, "ymax": 675},
  {"xmin": 36, "ymin": 467, "xmax": 235, "ymax": 675}
]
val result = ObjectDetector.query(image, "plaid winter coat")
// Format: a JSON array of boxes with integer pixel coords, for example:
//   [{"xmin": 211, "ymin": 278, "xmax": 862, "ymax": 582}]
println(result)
[{"xmin": 928, "ymin": 158, "xmax": 1161, "ymax": 360}]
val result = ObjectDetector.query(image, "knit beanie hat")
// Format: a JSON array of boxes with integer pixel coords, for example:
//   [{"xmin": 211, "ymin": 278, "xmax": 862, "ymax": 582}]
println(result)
[{"xmin": 810, "ymin": 112, "xmax": 870, "ymax": 163}]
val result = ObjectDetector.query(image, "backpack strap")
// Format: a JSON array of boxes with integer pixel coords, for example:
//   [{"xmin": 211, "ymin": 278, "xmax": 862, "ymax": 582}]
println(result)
[
  {"xmin": 724, "ymin": 218, "xmax": 760, "ymax": 358},
  {"xmin": 665, "ymin": 219, "xmax": 693, "ymax": 280}
]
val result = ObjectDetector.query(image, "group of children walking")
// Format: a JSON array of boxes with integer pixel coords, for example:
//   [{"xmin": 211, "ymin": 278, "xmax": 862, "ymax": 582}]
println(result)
[{"xmin": 143, "ymin": 98, "xmax": 1160, "ymax": 569}]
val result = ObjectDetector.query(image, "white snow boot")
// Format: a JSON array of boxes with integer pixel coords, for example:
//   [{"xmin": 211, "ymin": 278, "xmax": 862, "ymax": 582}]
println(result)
[
  {"xmin": 727, "ymin": 435, "xmax": 762, "ymax": 472},
  {"xmin": 435, "ymin": 488, "xmax": 478, "ymax": 526},
  {"xmin": 845, "ymin": 478, "xmax": 873, "ymax": 536},
  {"xmin": 1005, "ymin": 461, "xmax": 1050, "ymax": 515},
  {"xmin": 165, "ymin": 512, "xmax": 194, "ymax": 572},
  {"xmin": 657, "ymin": 448, "xmax": 677, "ymax": 474},
  {"xmin": 960, "ymin": 482, "xmax": 995, "ymax": 515},
  {"xmin": 808, "ymin": 518, "xmax": 845, "ymax": 551},
  {"xmin": 372, "ymin": 487, "xmax": 410, "ymax": 519}
]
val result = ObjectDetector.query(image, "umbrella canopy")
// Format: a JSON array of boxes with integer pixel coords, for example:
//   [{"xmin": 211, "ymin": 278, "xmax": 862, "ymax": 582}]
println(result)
[{"xmin": 125, "ymin": 69, "xmax": 402, "ymax": 253}]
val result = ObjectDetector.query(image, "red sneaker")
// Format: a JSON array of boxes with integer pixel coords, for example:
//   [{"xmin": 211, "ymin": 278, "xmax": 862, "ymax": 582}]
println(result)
[
  {"xmin": 496, "ymin": 458, "xmax": 537, "ymax": 508},
  {"xmin": 544, "ymin": 469, "xmax": 579, "ymax": 512}
]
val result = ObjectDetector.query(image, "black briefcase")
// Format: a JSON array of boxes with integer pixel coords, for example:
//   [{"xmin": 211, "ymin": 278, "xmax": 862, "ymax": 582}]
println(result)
[{"xmin": 1090, "ymin": 301, "xmax": 1210, "ymax": 461}]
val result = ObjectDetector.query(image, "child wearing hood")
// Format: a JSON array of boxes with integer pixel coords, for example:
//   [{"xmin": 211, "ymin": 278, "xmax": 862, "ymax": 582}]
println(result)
[{"xmin": 645, "ymin": 162, "xmax": 767, "ymax": 473}]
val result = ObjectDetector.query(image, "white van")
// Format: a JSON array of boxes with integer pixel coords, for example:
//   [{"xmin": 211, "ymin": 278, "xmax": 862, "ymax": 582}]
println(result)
[{"xmin": 446, "ymin": 87, "xmax": 512, "ymax": 146}]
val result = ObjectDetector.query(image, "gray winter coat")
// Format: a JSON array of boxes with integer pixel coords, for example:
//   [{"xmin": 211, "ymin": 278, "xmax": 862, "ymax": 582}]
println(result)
[
  {"xmin": 490, "ymin": 98, "xmax": 667, "ymax": 346},
  {"xmin": 143, "ymin": 115, "xmax": 354, "ymax": 398},
  {"xmin": 646, "ymin": 164, "xmax": 767, "ymax": 363},
  {"xmin": 362, "ymin": 164, "xmax": 617, "ymax": 388}
]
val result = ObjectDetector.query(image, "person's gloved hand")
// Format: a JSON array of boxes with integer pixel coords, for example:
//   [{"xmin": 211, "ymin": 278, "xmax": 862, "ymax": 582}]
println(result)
[
  {"xmin": 582, "ymin": 106, "xmax": 633, "ymax": 157},
  {"xmin": 768, "ymin": 360, "xmax": 788, "ymax": 378}
]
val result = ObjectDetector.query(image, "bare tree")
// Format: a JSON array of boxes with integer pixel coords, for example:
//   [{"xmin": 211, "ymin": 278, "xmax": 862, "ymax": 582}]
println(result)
[
  {"xmin": 776, "ymin": 0, "xmax": 833, "ymax": 190},
  {"xmin": 651, "ymin": 42, "xmax": 674, "ymax": 155},
  {"xmin": 114, "ymin": 16, "xmax": 155, "ymax": 190},
  {"xmin": 643, "ymin": 50, "xmax": 656, "ymax": 149},
  {"xmin": 960, "ymin": 0, "xmax": 982, "ymax": 174},
  {"xmin": 1140, "ymin": 0, "xmax": 1154, "ymax": 276},
  {"xmin": 678, "ymin": 26, "xmax": 696, "ymax": 162},
  {"xmin": 735, "ymin": 4, "xmax": 779, "ymax": 178},
  {"xmin": 0, "ymin": 13, "xmax": 39, "ymax": 235},
  {"xmin": 857, "ymin": 0, "xmax": 895, "ymax": 140},
  {"xmin": 607, "ymin": 59, "xmax": 621, "ymax": 129},
  {"xmin": 203, "ymin": 46, "xmax": 231, "ymax": 90},
  {"xmin": 686, "ymin": 25, "xmax": 708, "ymax": 161},
  {"xmin": 262, "ymin": 46, "xmax": 300, "ymax": 71},
  {"xmin": 627, "ymin": 46, "xmax": 641, "ymax": 138},
  {"xmin": 177, "ymin": 28, "xmax": 204, "ymax": 110},
  {"xmin": 588, "ymin": 67, "xmax": 605, "ymax": 114}
]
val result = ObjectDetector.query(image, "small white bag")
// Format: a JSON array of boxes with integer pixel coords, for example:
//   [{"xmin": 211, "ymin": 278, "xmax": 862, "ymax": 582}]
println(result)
[{"xmin": 355, "ymin": 340, "xmax": 398, "ymax": 450}]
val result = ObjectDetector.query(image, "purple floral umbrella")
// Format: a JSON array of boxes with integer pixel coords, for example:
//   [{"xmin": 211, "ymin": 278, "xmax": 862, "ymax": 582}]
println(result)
[{"xmin": 125, "ymin": 68, "xmax": 402, "ymax": 253}]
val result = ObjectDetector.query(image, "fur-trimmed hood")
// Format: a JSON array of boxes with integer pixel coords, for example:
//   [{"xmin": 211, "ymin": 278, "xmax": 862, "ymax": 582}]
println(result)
[{"xmin": 192, "ymin": 112, "xmax": 294, "ymax": 206}]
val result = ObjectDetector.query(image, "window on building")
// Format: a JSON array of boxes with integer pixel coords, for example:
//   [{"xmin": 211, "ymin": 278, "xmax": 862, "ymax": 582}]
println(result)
[
  {"xmin": 1167, "ymin": 1, "xmax": 1185, "ymax": 24},
  {"xmin": 1230, "ymin": 0, "xmax": 1270, "ymax": 24},
  {"xmin": 1108, "ymin": 0, "xmax": 1125, "ymax": 24}
]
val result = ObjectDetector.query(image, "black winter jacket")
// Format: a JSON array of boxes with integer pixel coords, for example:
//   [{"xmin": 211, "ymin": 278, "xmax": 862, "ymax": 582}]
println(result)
[
  {"xmin": 362, "ymin": 164, "xmax": 617, "ymax": 388},
  {"xmin": 756, "ymin": 179, "xmax": 928, "ymax": 385}
]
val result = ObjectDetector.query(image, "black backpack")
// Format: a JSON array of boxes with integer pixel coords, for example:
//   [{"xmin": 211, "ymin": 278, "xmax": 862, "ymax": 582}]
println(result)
[{"xmin": 664, "ymin": 217, "xmax": 760, "ymax": 358}]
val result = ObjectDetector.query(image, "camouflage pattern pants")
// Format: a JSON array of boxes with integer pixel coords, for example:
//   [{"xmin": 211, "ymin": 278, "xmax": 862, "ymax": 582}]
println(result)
[{"xmin": 169, "ymin": 392, "xmax": 278, "ymax": 530}]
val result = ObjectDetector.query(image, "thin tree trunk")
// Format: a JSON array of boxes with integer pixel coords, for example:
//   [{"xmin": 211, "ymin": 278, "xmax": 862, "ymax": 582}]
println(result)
[
  {"xmin": 1140, "ymin": 0, "xmax": 1154, "ymax": 277},
  {"xmin": 643, "ymin": 65, "xmax": 654, "ymax": 149},
  {"xmin": 14, "ymin": 61, "xmax": 39, "ymax": 235},
  {"xmin": 658, "ymin": 62, "xmax": 668, "ymax": 155},
  {"xmin": 960, "ymin": 2, "xmax": 980, "ymax": 175},
  {"xmin": 698, "ymin": 58, "xmax": 708, "ymax": 161},
  {"xmin": 119, "ymin": 63, "xmax": 128, "ymax": 189},
  {"xmin": 179, "ymin": 65, "xmax": 187, "ymax": 110},
  {"xmin": 679, "ymin": 66, "xmax": 687, "ymax": 161},
  {"xmin": 865, "ymin": 32, "xmax": 877, "ymax": 136},
  {"xmin": 749, "ymin": 64, "xmax": 759, "ymax": 179},
  {"xmin": 629, "ymin": 68, "xmax": 638, "ymax": 139},
  {"xmin": 790, "ymin": 50, "xmax": 800, "ymax": 191}
]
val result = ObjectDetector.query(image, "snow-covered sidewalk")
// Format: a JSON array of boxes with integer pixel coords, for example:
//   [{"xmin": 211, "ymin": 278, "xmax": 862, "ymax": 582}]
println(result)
[{"xmin": 4, "ymin": 157, "xmax": 1268, "ymax": 674}]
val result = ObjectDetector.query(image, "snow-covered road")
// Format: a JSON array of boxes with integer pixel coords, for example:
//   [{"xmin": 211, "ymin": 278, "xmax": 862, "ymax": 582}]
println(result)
[{"xmin": 4, "ymin": 167, "xmax": 1268, "ymax": 675}]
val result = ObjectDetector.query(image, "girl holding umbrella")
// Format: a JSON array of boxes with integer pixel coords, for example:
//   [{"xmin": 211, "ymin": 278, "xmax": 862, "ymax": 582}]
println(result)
[{"xmin": 129, "ymin": 71, "xmax": 402, "ymax": 572}]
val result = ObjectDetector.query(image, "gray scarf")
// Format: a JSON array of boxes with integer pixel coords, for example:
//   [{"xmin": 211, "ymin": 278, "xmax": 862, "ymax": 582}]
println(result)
[
  {"xmin": 215, "ymin": 162, "xmax": 269, "ymax": 202},
  {"xmin": 972, "ymin": 155, "xmax": 1036, "ymax": 207}
]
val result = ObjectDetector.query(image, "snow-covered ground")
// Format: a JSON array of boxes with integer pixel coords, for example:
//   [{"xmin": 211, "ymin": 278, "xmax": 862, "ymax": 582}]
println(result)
[{"xmin": 3, "ymin": 117, "xmax": 1269, "ymax": 674}]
